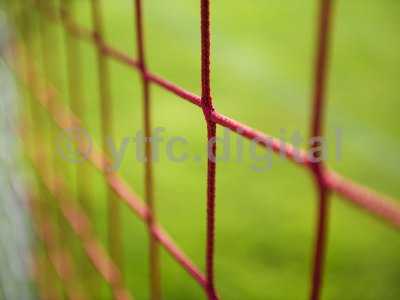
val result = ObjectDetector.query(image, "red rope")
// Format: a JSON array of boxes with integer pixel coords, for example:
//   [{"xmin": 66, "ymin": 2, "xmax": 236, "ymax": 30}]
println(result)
[
  {"xmin": 133, "ymin": 0, "xmax": 161, "ymax": 299},
  {"xmin": 324, "ymin": 170, "xmax": 400, "ymax": 228},
  {"xmin": 26, "ymin": 146, "xmax": 132, "ymax": 300},
  {"xmin": 18, "ymin": 59, "xmax": 208, "ymax": 287},
  {"xmin": 90, "ymin": 0, "xmax": 124, "ymax": 281},
  {"xmin": 17, "ymin": 1, "xmax": 400, "ymax": 299},
  {"xmin": 18, "ymin": 39, "xmax": 400, "ymax": 299},
  {"xmin": 201, "ymin": 1, "xmax": 219, "ymax": 299},
  {"xmin": 309, "ymin": 1, "xmax": 334, "ymax": 299},
  {"xmin": 212, "ymin": 111, "xmax": 312, "ymax": 166},
  {"xmin": 31, "ymin": 198, "xmax": 88, "ymax": 300}
]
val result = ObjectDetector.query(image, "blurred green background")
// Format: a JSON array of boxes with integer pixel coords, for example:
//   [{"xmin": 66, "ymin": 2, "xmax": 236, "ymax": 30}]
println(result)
[{"xmin": 8, "ymin": 0, "xmax": 400, "ymax": 299}]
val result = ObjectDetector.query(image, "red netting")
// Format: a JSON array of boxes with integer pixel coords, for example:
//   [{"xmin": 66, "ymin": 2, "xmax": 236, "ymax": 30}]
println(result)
[{"xmin": 8, "ymin": 0, "xmax": 400, "ymax": 300}]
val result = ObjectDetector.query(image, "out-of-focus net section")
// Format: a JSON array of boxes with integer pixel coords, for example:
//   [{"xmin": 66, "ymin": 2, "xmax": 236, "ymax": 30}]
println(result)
[
  {"xmin": 0, "ymin": 12, "xmax": 35, "ymax": 300},
  {"xmin": 2, "ymin": 0, "xmax": 400, "ymax": 300}
]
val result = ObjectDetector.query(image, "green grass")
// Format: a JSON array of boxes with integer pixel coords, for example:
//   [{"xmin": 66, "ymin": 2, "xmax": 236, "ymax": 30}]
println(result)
[{"xmin": 20, "ymin": 0, "xmax": 400, "ymax": 299}]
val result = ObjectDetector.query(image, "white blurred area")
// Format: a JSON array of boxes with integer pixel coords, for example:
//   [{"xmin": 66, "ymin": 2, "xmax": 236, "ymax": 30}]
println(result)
[{"xmin": 0, "ymin": 9, "xmax": 35, "ymax": 300}]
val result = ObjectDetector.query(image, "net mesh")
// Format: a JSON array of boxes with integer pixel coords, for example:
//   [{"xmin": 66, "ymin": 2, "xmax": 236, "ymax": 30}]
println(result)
[{"xmin": 6, "ymin": 0, "xmax": 400, "ymax": 300}]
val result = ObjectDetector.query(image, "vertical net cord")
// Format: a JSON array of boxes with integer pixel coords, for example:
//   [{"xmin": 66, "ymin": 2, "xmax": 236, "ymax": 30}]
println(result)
[
  {"xmin": 90, "ymin": 0, "xmax": 123, "ymax": 287},
  {"xmin": 133, "ymin": 1, "xmax": 161, "ymax": 299},
  {"xmin": 201, "ymin": 1, "xmax": 218, "ymax": 299},
  {"xmin": 36, "ymin": 1, "xmax": 66, "ymax": 298},
  {"xmin": 59, "ymin": 1, "xmax": 95, "ymax": 297},
  {"xmin": 60, "ymin": 0, "xmax": 88, "ymax": 211},
  {"xmin": 309, "ymin": 0, "xmax": 334, "ymax": 300},
  {"xmin": 36, "ymin": 0, "xmax": 58, "ymax": 192}
]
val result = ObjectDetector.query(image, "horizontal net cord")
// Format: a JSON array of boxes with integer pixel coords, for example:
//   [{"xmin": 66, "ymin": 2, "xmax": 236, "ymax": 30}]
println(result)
[
  {"xmin": 146, "ymin": 72, "xmax": 202, "ymax": 107},
  {"xmin": 211, "ymin": 111, "xmax": 312, "ymax": 167},
  {"xmin": 30, "ymin": 0, "xmax": 400, "ymax": 226},
  {"xmin": 30, "ymin": 3, "xmax": 319, "ymax": 167},
  {"xmin": 31, "ymin": 3, "xmax": 311, "ymax": 167},
  {"xmin": 15, "ymin": 55, "xmax": 208, "ymax": 289},
  {"xmin": 324, "ymin": 170, "xmax": 400, "ymax": 228},
  {"xmin": 14, "ymin": 50, "xmax": 400, "ymax": 299},
  {"xmin": 36, "ymin": 2, "xmax": 203, "ymax": 106},
  {"xmin": 30, "ymin": 195, "xmax": 88, "ymax": 300},
  {"xmin": 12, "ymin": 44, "xmax": 400, "ymax": 234},
  {"xmin": 64, "ymin": 18, "xmax": 400, "ymax": 228},
  {"xmin": 25, "ymin": 146, "xmax": 133, "ymax": 300}
]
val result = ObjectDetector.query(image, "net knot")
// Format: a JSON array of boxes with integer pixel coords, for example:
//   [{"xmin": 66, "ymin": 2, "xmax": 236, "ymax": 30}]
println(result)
[{"xmin": 201, "ymin": 98, "xmax": 214, "ymax": 122}]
